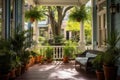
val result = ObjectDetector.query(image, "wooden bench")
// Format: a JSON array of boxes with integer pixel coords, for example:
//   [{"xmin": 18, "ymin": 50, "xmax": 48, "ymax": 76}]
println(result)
[{"xmin": 75, "ymin": 50, "xmax": 103, "ymax": 71}]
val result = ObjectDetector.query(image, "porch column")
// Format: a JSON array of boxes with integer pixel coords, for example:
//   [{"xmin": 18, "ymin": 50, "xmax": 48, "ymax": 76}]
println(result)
[
  {"xmin": 91, "ymin": 0, "xmax": 97, "ymax": 49},
  {"xmin": 14, "ymin": 0, "xmax": 23, "ymax": 32},
  {"xmin": 79, "ymin": 21, "xmax": 85, "ymax": 51},
  {"xmin": 4, "ymin": 0, "xmax": 11, "ymax": 39},
  {"xmin": 33, "ymin": 20, "xmax": 39, "ymax": 43}
]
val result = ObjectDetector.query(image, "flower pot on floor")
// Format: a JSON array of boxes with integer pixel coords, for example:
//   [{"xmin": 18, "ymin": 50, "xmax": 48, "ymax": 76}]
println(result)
[
  {"xmin": 63, "ymin": 57, "xmax": 69, "ymax": 63},
  {"xmin": 103, "ymin": 65, "xmax": 118, "ymax": 80},
  {"xmin": 9, "ymin": 69, "xmax": 16, "ymax": 79},
  {"xmin": 15, "ymin": 66, "xmax": 21, "ymax": 77},
  {"xmin": 96, "ymin": 70, "xmax": 105, "ymax": 80}
]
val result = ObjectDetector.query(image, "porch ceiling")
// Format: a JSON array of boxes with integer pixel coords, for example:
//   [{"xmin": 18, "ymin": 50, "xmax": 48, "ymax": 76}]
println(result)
[{"xmin": 32, "ymin": 0, "xmax": 89, "ymax": 6}]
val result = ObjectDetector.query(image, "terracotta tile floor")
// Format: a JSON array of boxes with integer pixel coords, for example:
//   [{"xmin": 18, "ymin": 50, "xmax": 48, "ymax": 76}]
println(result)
[{"xmin": 15, "ymin": 61, "xmax": 120, "ymax": 80}]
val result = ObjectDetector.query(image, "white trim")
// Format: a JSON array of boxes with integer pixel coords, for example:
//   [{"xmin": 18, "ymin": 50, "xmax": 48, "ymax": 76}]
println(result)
[{"xmin": 32, "ymin": 0, "xmax": 88, "ymax": 6}]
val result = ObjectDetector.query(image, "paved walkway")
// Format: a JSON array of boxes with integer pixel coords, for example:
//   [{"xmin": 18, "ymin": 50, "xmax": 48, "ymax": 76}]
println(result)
[{"xmin": 15, "ymin": 61, "xmax": 96, "ymax": 80}]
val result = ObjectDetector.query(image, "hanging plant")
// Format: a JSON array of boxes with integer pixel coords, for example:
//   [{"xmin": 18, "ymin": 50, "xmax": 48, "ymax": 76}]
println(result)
[
  {"xmin": 25, "ymin": 7, "xmax": 44, "ymax": 22},
  {"xmin": 69, "ymin": 5, "xmax": 87, "ymax": 22}
]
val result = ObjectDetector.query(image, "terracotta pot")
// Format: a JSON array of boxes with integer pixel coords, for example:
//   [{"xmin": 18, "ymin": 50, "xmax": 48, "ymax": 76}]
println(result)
[
  {"xmin": 21, "ymin": 65, "xmax": 26, "ymax": 74},
  {"xmin": 0, "ymin": 73, "xmax": 10, "ymax": 80},
  {"xmin": 39, "ymin": 56, "xmax": 43, "ymax": 63},
  {"xmin": 96, "ymin": 70, "xmax": 105, "ymax": 80},
  {"xmin": 9, "ymin": 69, "xmax": 16, "ymax": 79},
  {"xmin": 32, "ymin": 57, "xmax": 35, "ymax": 64},
  {"xmin": 47, "ymin": 58, "xmax": 52, "ymax": 63},
  {"xmin": 103, "ymin": 65, "xmax": 118, "ymax": 80},
  {"xmin": 30, "ymin": 57, "xmax": 33, "ymax": 66},
  {"xmin": 15, "ymin": 67, "xmax": 21, "ymax": 77},
  {"xmin": 63, "ymin": 57, "xmax": 69, "ymax": 63},
  {"xmin": 35, "ymin": 56, "xmax": 40, "ymax": 63},
  {"xmin": 25, "ymin": 63, "xmax": 29, "ymax": 71}
]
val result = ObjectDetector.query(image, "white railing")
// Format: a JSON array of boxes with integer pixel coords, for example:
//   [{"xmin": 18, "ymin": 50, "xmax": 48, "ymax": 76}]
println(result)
[
  {"xmin": 39, "ymin": 46, "xmax": 78, "ymax": 60},
  {"xmin": 38, "ymin": 45, "xmax": 92, "ymax": 60}
]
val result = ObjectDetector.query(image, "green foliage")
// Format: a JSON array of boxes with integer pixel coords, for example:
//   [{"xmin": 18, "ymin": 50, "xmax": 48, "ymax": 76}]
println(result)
[
  {"xmin": 0, "ymin": 49, "xmax": 15, "ymax": 74},
  {"xmin": 84, "ymin": 21, "xmax": 92, "ymax": 45},
  {"xmin": 39, "ymin": 36, "xmax": 48, "ymax": 45},
  {"xmin": 66, "ymin": 21, "xmax": 80, "ymax": 31},
  {"xmin": 64, "ymin": 40, "xmax": 76, "ymax": 58},
  {"xmin": 30, "ymin": 51, "xmax": 38, "ymax": 57},
  {"xmin": 92, "ymin": 53, "xmax": 104, "ymax": 71},
  {"xmin": 25, "ymin": 7, "xmax": 44, "ymax": 20},
  {"xmin": 31, "ymin": 48, "xmax": 41, "ymax": 56},
  {"xmin": 54, "ymin": 35, "xmax": 64, "ymax": 45},
  {"xmin": 69, "ymin": 5, "xmax": 87, "ymax": 22},
  {"xmin": 10, "ymin": 27, "xmax": 33, "ymax": 54},
  {"xmin": 106, "ymin": 31, "xmax": 120, "ymax": 53},
  {"xmin": 15, "ymin": 56, "xmax": 22, "ymax": 68},
  {"xmin": 0, "ymin": 39, "xmax": 11, "ymax": 50},
  {"xmin": 103, "ymin": 31, "xmax": 120, "ymax": 66},
  {"xmin": 45, "ymin": 46, "xmax": 53, "ymax": 59},
  {"xmin": 20, "ymin": 50, "xmax": 31, "ymax": 64}
]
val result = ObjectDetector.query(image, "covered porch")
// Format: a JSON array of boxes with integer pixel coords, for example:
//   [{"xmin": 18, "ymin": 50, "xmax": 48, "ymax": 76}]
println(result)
[{"xmin": 0, "ymin": 0, "xmax": 120, "ymax": 80}]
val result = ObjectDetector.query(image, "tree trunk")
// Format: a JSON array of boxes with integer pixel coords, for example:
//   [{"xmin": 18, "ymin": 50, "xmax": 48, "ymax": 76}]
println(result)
[{"xmin": 48, "ymin": 6, "xmax": 73, "ymax": 37}]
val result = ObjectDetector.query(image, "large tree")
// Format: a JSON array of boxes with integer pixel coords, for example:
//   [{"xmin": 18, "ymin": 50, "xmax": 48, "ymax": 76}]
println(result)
[{"xmin": 47, "ymin": 6, "xmax": 73, "ymax": 36}]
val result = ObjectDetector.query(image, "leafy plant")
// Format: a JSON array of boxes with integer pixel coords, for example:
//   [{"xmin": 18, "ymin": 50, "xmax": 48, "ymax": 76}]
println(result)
[
  {"xmin": 25, "ymin": 7, "xmax": 43, "ymax": 21},
  {"xmin": 92, "ymin": 53, "xmax": 104, "ymax": 71},
  {"xmin": 45, "ymin": 46, "xmax": 53, "ymax": 59},
  {"xmin": 10, "ymin": 27, "xmax": 33, "ymax": 54},
  {"xmin": 64, "ymin": 40, "xmax": 76, "ymax": 58},
  {"xmin": 0, "ymin": 39, "xmax": 11, "ymax": 50},
  {"xmin": 20, "ymin": 50, "xmax": 31, "ymax": 65},
  {"xmin": 103, "ymin": 31, "xmax": 120, "ymax": 66},
  {"xmin": 53, "ymin": 35, "xmax": 64, "ymax": 45},
  {"xmin": 0, "ymin": 49, "xmax": 15, "ymax": 74},
  {"xmin": 69, "ymin": 5, "xmax": 87, "ymax": 22}
]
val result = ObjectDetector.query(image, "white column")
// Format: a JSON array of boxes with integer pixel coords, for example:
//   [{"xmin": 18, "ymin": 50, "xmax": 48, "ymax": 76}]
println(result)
[
  {"xmin": 33, "ymin": 20, "xmax": 39, "ymax": 43},
  {"xmin": 79, "ymin": 20, "xmax": 85, "ymax": 51}
]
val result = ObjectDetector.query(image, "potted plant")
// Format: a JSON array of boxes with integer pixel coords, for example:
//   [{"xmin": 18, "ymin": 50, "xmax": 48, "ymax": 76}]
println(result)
[
  {"xmin": 69, "ymin": 5, "xmax": 87, "ymax": 22},
  {"xmin": 25, "ymin": 7, "xmax": 43, "ymax": 23},
  {"xmin": 45, "ymin": 46, "xmax": 53, "ymax": 63},
  {"xmin": 92, "ymin": 53, "xmax": 105, "ymax": 80},
  {"xmin": 103, "ymin": 31, "xmax": 120, "ymax": 80},
  {"xmin": 0, "ymin": 39, "xmax": 15, "ymax": 80},
  {"xmin": 0, "ymin": 49, "xmax": 14, "ymax": 80},
  {"xmin": 31, "ymin": 50, "xmax": 40, "ymax": 64},
  {"xmin": 15, "ymin": 55, "xmax": 22, "ymax": 77},
  {"xmin": 63, "ymin": 41, "xmax": 75, "ymax": 63},
  {"xmin": 9, "ymin": 53, "xmax": 18, "ymax": 80},
  {"xmin": 20, "ymin": 50, "xmax": 31, "ymax": 74}
]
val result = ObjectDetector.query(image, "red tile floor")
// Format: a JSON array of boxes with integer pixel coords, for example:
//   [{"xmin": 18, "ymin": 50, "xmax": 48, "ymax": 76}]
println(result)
[{"xmin": 15, "ymin": 61, "xmax": 120, "ymax": 80}]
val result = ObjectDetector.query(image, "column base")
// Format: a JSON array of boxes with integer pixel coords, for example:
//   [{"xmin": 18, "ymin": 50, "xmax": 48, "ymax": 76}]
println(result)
[{"xmin": 78, "ymin": 41, "xmax": 86, "ymax": 51}]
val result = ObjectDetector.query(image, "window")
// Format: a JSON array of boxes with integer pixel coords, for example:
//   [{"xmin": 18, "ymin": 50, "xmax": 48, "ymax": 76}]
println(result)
[{"xmin": 97, "ymin": 0, "xmax": 107, "ymax": 47}]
